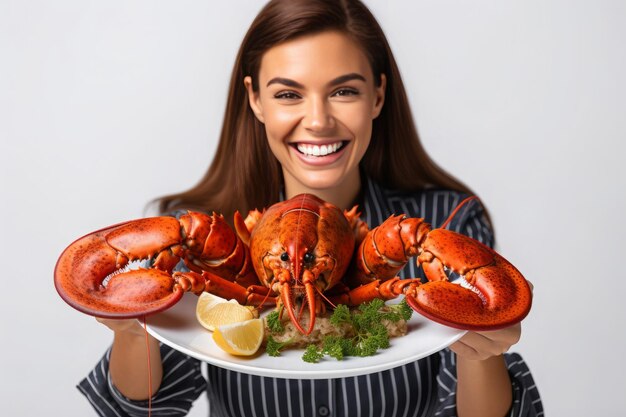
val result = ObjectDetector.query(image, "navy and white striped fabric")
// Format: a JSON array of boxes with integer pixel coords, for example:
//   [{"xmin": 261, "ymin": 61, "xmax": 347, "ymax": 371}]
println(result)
[{"xmin": 78, "ymin": 177, "xmax": 543, "ymax": 416}]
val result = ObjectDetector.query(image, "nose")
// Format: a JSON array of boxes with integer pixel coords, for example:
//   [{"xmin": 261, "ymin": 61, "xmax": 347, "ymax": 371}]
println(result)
[{"xmin": 302, "ymin": 96, "xmax": 335, "ymax": 133}]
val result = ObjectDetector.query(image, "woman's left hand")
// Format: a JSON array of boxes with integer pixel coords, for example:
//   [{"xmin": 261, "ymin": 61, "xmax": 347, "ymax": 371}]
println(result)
[{"xmin": 449, "ymin": 323, "xmax": 521, "ymax": 360}]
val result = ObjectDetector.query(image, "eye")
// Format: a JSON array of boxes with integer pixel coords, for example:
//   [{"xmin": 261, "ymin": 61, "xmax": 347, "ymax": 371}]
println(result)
[
  {"xmin": 274, "ymin": 91, "xmax": 301, "ymax": 100},
  {"xmin": 280, "ymin": 252, "xmax": 289, "ymax": 262},
  {"xmin": 303, "ymin": 252, "xmax": 315, "ymax": 263},
  {"xmin": 332, "ymin": 88, "xmax": 359, "ymax": 97}
]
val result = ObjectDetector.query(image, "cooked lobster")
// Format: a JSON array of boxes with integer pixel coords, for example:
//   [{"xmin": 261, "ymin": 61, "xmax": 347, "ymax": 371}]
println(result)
[{"xmin": 54, "ymin": 194, "xmax": 532, "ymax": 333}]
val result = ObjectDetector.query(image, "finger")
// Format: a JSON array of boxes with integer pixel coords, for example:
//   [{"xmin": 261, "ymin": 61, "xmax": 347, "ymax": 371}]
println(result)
[
  {"xmin": 459, "ymin": 333, "xmax": 507, "ymax": 356},
  {"xmin": 527, "ymin": 280, "xmax": 534, "ymax": 292},
  {"xmin": 474, "ymin": 323, "xmax": 522, "ymax": 346},
  {"xmin": 96, "ymin": 317, "xmax": 143, "ymax": 334},
  {"xmin": 457, "ymin": 331, "xmax": 513, "ymax": 357},
  {"xmin": 449, "ymin": 340, "xmax": 490, "ymax": 361}
]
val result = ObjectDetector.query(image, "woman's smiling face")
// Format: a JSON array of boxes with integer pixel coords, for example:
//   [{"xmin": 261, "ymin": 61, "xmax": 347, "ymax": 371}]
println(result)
[{"xmin": 245, "ymin": 30, "xmax": 385, "ymax": 206}]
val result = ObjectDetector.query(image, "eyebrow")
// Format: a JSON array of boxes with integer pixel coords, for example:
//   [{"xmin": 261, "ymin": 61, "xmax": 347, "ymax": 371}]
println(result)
[{"xmin": 266, "ymin": 73, "xmax": 367, "ymax": 88}]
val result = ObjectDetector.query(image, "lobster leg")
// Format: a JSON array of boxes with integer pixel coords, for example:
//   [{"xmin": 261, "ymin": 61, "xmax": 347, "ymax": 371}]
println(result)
[
  {"xmin": 174, "ymin": 270, "xmax": 277, "ymax": 307},
  {"xmin": 328, "ymin": 278, "xmax": 421, "ymax": 306}
]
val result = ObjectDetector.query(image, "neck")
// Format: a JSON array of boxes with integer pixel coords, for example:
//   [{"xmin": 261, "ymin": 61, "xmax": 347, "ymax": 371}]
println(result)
[{"xmin": 284, "ymin": 171, "xmax": 362, "ymax": 210}]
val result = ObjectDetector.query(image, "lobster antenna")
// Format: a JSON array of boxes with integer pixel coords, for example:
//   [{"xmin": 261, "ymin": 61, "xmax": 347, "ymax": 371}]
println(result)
[
  {"xmin": 439, "ymin": 196, "xmax": 480, "ymax": 230},
  {"xmin": 315, "ymin": 286, "xmax": 337, "ymax": 310},
  {"xmin": 256, "ymin": 284, "xmax": 274, "ymax": 312},
  {"xmin": 297, "ymin": 294, "xmax": 307, "ymax": 320},
  {"xmin": 142, "ymin": 316, "xmax": 153, "ymax": 417}
]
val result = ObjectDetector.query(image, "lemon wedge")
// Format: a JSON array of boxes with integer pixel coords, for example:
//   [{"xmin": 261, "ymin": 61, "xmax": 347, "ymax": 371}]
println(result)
[
  {"xmin": 213, "ymin": 318, "xmax": 265, "ymax": 356},
  {"xmin": 196, "ymin": 293, "xmax": 257, "ymax": 331},
  {"xmin": 196, "ymin": 293, "xmax": 231, "ymax": 313}
]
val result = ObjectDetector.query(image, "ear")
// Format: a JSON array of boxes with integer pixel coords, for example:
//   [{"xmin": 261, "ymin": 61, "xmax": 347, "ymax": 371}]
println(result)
[
  {"xmin": 244, "ymin": 76, "xmax": 265, "ymax": 123},
  {"xmin": 372, "ymin": 73, "xmax": 386, "ymax": 119}
]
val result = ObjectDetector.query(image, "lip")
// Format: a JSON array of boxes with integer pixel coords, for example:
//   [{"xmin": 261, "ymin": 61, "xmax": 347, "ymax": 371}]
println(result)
[{"xmin": 289, "ymin": 140, "xmax": 349, "ymax": 166}]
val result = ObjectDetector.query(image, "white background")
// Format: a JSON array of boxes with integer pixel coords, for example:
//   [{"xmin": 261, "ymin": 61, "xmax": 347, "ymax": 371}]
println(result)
[{"xmin": 2, "ymin": 0, "xmax": 625, "ymax": 416}]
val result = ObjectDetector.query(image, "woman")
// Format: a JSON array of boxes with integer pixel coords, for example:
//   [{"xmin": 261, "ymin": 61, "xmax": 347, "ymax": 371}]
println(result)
[{"xmin": 79, "ymin": 1, "xmax": 542, "ymax": 416}]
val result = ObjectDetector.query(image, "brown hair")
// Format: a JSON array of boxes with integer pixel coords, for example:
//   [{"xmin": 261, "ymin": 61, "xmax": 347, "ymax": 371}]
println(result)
[{"xmin": 156, "ymin": 0, "xmax": 481, "ymax": 224}]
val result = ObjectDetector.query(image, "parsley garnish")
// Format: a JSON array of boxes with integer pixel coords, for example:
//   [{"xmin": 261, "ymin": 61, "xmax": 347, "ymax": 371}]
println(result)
[{"xmin": 265, "ymin": 299, "xmax": 413, "ymax": 362}]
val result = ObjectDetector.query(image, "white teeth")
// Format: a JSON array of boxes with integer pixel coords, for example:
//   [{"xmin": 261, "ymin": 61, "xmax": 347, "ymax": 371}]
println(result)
[{"xmin": 296, "ymin": 141, "xmax": 343, "ymax": 157}]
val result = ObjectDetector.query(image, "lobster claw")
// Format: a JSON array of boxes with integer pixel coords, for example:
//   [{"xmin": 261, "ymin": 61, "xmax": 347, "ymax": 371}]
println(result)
[
  {"xmin": 54, "ymin": 218, "xmax": 185, "ymax": 318},
  {"xmin": 406, "ymin": 229, "xmax": 532, "ymax": 331}
]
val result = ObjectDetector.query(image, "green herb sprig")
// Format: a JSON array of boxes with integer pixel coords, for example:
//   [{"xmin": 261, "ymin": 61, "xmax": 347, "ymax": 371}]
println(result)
[
  {"xmin": 266, "ymin": 310, "xmax": 285, "ymax": 333},
  {"xmin": 265, "ymin": 335, "xmax": 295, "ymax": 357},
  {"xmin": 265, "ymin": 298, "xmax": 413, "ymax": 363}
]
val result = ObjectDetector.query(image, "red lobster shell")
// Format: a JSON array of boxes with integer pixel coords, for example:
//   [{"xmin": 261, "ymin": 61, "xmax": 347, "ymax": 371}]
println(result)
[{"xmin": 54, "ymin": 194, "xmax": 532, "ymax": 333}]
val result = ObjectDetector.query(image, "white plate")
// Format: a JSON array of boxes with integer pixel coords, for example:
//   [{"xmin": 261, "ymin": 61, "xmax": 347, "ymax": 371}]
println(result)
[{"xmin": 145, "ymin": 293, "xmax": 465, "ymax": 380}]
